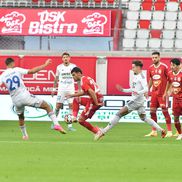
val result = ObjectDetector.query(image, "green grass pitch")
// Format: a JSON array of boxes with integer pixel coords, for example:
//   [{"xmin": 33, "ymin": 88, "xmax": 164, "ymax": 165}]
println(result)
[{"xmin": 0, "ymin": 121, "xmax": 182, "ymax": 182}]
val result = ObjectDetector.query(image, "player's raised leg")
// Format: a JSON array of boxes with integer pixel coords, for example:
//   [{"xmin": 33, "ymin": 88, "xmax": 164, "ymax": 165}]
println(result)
[
  {"xmin": 40, "ymin": 101, "xmax": 66, "ymax": 134},
  {"xmin": 94, "ymin": 106, "xmax": 129, "ymax": 141},
  {"xmin": 78, "ymin": 99, "xmax": 100, "ymax": 134}
]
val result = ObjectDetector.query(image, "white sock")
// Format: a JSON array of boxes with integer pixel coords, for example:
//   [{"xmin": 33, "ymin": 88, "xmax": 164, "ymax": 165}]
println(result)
[
  {"xmin": 55, "ymin": 109, "xmax": 59, "ymax": 117},
  {"xmin": 68, "ymin": 108, "xmax": 73, "ymax": 128},
  {"xmin": 144, "ymin": 118, "xmax": 163, "ymax": 132},
  {"xmin": 20, "ymin": 125, "xmax": 28, "ymax": 136},
  {"xmin": 48, "ymin": 111, "xmax": 59, "ymax": 125},
  {"xmin": 103, "ymin": 115, "xmax": 121, "ymax": 134}
]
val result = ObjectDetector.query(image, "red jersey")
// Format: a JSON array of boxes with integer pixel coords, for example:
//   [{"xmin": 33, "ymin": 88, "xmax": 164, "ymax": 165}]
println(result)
[
  {"xmin": 168, "ymin": 70, "xmax": 182, "ymax": 101},
  {"xmin": 80, "ymin": 76, "xmax": 102, "ymax": 98},
  {"xmin": 149, "ymin": 62, "xmax": 169, "ymax": 96}
]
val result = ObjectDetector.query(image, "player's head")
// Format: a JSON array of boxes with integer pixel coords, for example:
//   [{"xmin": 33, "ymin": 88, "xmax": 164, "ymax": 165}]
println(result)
[
  {"xmin": 5, "ymin": 58, "xmax": 15, "ymax": 68},
  {"xmin": 152, "ymin": 51, "xmax": 160, "ymax": 65},
  {"xmin": 62, "ymin": 52, "xmax": 70, "ymax": 66},
  {"xmin": 132, "ymin": 60, "xmax": 143, "ymax": 74},
  {"xmin": 71, "ymin": 67, "xmax": 82, "ymax": 81},
  {"xmin": 170, "ymin": 58, "xmax": 181, "ymax": 73}
]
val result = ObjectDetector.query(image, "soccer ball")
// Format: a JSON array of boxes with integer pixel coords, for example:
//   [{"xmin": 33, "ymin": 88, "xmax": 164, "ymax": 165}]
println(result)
[{"xmin": 64, "ymin": 114, "xmax": 73, "ymax": 124}]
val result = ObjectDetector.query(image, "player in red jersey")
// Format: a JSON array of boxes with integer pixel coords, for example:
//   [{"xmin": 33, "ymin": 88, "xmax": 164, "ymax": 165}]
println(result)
[
  {"xmin": 164, "ymin": 58, "xmax": 182, "ymax": 140},
  {"xmin": 145, "ymin": 51, "xmax": 172, "ymax": 137},
  {"xmin": 66, "ymin": 67, "xmax": 104, "ymax": 135}
]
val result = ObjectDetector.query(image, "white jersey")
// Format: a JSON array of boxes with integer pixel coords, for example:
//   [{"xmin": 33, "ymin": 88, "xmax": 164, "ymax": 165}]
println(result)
[
  {"xmin": 56, "ymin": 63, "xmax": 76, "ymax": 91},
  {"xmin": 124, "ymin": 72, "xmax": 148, "ymax": 103},
  {"xmin": 0, "ymin": 67, "xmax": 29, "ymax": 99}
]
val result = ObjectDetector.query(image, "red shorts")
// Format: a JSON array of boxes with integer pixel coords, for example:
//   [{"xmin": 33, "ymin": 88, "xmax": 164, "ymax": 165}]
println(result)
[
  {"xmin": 172, "ymin": 99, "xmax": 182, "ymax": 116},
  {"xmin": 150, "ymin": 92, "xmax": 169, "ymax": 109},
  {"xmin": 79, "ymin": 96, "xmax": 103, "ymax": 120}
]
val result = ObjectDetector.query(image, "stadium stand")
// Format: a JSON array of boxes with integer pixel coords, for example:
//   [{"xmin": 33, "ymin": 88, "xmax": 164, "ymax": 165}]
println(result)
[{"xmin": 123, "ymin": 0, "xmax": 182, "ymax": 50}]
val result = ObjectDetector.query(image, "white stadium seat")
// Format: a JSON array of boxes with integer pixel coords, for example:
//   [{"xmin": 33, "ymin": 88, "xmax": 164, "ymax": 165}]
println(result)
[
  {"xmin": 166, "ymin": 2, "xmax": 179, "ymax": 12},
  {"xmin": 124, "ymin": 30, "xmax": 137, "ymax": 39},
  {"xmin": 149, "ymin": 39, "xmax": 161, "ymax": 48},
  {"xmin": 165, "ymin": 12, "xmax": 178, "ymax": 21},
  {"xmin": 176, "ymin": 30, "xmax": 182, "ymax": 39},
  {"xmin": 127, "ymin": 11, "xmax": 139, "ymax": 20},
  {"xmin": 151, "ymin": 21, "xmax": 163, "ymax": 30},
  {"xmin": 178, "ymin": 12, "xmax": 182, "ymax": 20},
  {"xmin": 177, "ymin": 21, "xmax": 182, "ymax": 30},
  {"xmin": 125, "ymin": 20, "xmax": 138, "ymax": 29},
  {"xmin": 175, "ymin": 40, "xmax": 182, "ymax": 49},
  {"xmin": 140, "ymin": 11, "xmax": 152, "ymax": 20},
  {"xmin": 161, "ymin": 39, "xmax": 174, "ymax": 49},
  {"xmin": 123, "ymin": 39, "xmax": 135, "ymax": 48},
  {"xmin": 128, "ymin": 2, "xmax": 141, "ymax": 11},
  {"xmin": 137, "ymin": 29, "xmax": 149, "ymax": 39},
  {"xmin": 136, "ymin": 39, "xmax": 148, "ymax": 49},
  {"xmin": 164, "ymin": 21, "xmax": 176, "ymax": 30},
  {"xmin": 162, "ymin": 30, "xmax": 175, "ymax": 39},
  {"xmin": 153, "ymin": 11, "xmax": 165, "ymax": 21}
]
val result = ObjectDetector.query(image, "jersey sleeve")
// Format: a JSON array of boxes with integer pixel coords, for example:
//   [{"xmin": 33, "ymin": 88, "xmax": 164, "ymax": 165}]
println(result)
[
  {"xmin": 15, "ymin": 67, "xmax": 28, "ymax": 75},
  {"xmin": 138, "ymin": 75, "xmax": 148, "ymax": 94}
]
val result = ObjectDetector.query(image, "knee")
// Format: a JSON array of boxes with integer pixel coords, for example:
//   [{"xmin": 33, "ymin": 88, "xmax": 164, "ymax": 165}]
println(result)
[
  {"xmin": 150, "ymin": 108, "xmax": 156, "ymax": 114},
  {"xmin": 18, "ymin": 114, "xmax": 25, "ymax": 125}
]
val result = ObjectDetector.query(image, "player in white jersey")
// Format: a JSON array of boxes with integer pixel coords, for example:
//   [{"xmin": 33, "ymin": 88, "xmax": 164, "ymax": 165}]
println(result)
[
  {"xmin": 95, "ymin": 60, "xmax": 166, "ymax": 141},
  {"xmin": 0, "ymin": 58, "xmax": 66, "ymax": 140},
  {"xmin": 51, "ymin": 52, "xmax": 76, "ymax": 131}
]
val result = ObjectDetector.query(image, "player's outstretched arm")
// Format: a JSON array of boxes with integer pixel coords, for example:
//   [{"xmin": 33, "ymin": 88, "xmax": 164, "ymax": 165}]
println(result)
[
  {"xmin": 116, "ymin": 84, "xmax": 131, "ymax": 93},
  {"xmin": 66, "ymin": 90, "xmax": 85, "ymax": 99},
  {"xmin": 87, "ymin": 88, "xmax": 102, "ymax": 106},
  {"xmin": 28, "ymin": 59, "xmax": 52, "ymax": 74}
]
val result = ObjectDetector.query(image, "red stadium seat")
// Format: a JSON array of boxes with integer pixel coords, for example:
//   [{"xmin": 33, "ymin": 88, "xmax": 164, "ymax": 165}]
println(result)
[
  {"xmin": 141, "ymin": 2, "xmax": 153, "ymax": 11},
  {"xmin": 57, "ymin": 0, "xmax": 64, "ymax": 3},
  {"xmin": 32, "ymin": 0, "xmax": 38, "ymax": 3},
  {"xmin": 68, "ymin": 0, "xmax": 76, "ymax": 3},
  {"xmin": 44, "ymin": 0, "xmax": 51, "ymax": 2},
  {"xmin": 153, "ymin": 2, "xmax": 165, "ymax": 11},
  {"xmin": 150, "ymin": 30, "xmax": 162, "ymax": 38},
  {"xmin": 180, "ymin": 2, "xmax": 182, "ymax": 10},
  {"xmin": 139, "ymin": 20, "xmax": 150, "ymax": 29},
  {"xmin": 107, "ymin": 0, "xmax": 114, "ymax": 4},
  {"xmin": 82, "ymin": 0, "xmax": 89, "ymax": 3},
  {"xmin": 94, "ymin": 0, "xmax": 102, "ymax": 4}
]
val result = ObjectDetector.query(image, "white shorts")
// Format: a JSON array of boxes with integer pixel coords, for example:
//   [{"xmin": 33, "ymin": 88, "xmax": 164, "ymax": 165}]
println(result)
[
  {"xmin": 57, "ymin": 90, "xmax": 75, "ymax": 104},
  {"xmin": 13, "ymin": 94, "xmax": 43, "ymax": 115},
  {"xmin": 126, "ymin": 100, "xmax": 146, "ymax": 115}
]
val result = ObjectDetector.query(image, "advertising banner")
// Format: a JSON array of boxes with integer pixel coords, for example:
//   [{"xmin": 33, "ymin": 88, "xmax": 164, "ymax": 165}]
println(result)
[
  {"xmin": 0, "ymin": 9, "xmax": 111, "ymax": 36},
  {"xmin": 0, "ymin": 55, "xmax": 97, "ymax": 95},
  {"xmin": 0, "ymin": 95, "xmax": 178, "ymax": 123}
]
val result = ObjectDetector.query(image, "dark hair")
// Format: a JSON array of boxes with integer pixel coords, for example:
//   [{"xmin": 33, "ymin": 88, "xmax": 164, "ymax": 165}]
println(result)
[
  {"xmin": 71, "ymin": 67, "xmax": 82, "ymax": 74},
  {"xmin": 170, "ymin": 58, "xmax": 181, "ymax": 66},
  {"xmin": 152, "ymin": 51, "xmax": 160, "ymax": 56},
  {"xmin": 62, "ymin": 52, "xmax": 70, "ymax": 57},
  {"xmin": 132, "ymin": 60, "xmax": 143, "ymax": 68},
  {"xmin": 5, "ymin": 58, "xmax": 14, "ymax": 66}
]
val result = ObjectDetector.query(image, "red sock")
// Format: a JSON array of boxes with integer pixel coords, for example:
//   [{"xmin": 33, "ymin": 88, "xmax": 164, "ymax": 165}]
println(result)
[
  {"xmin": 162, "ymin": 110, "xmax": 172, "ymax": 131},
  {"xmin": 174, "ymin": 120, "xmax": 182, "ymax": 134},
  {"xmin": 79, "ymin": 121, "xmax": 98, "ymax": 134},
  {"xmin": 72, "ymin": 98, "xmax": 79, "ymax": 118},
  {"xmin": 150, "ymin": 112, "xmax": 157, "ymax": 131}
]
